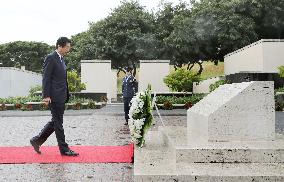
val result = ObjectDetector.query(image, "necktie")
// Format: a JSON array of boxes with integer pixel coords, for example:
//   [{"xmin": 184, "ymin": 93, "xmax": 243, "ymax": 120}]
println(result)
[{"xmin": 61, "ymin": 57, "xmax": 66, "ymax": 70}]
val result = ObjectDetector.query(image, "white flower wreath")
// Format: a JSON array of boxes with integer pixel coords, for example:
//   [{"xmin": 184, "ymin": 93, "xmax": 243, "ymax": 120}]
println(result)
[{"xmin": 128, "ymin": 85, "xmax": 154, "ymax": 147}]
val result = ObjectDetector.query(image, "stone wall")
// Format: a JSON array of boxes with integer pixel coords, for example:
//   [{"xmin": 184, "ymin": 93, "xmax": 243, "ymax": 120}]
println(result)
[
  {"xmin": 138, "ymin": 60, "xmax": 170, "ymax": 92},
  {"xmin": 0, "ymin": 67, "xmax": 42, "ymax": 98},
  {"xmin": 224, "ymin": 39, "xmax": 284, "ymax": 75}
]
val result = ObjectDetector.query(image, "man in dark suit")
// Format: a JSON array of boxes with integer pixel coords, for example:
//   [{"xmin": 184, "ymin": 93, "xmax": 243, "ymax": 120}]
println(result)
[
  {"xmin": 122, "ymin": 67, "xmax": 138, "ymax": 125},
  {"xmin": 30, "ymin": 37, "xmax": 78, "ymax": 156}
]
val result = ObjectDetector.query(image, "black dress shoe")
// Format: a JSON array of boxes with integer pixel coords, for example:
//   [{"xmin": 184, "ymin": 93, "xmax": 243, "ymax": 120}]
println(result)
[
  {"xmin": 124, "ymin": 122, "xmax": 128, "ymax": 125},
  {"xmin": 61, "ymin": 150, "xmax": 79, "ymax": 156},
  {"xmin": 30, "ymin": 139, "xmax": 41, "ymax": 154}
]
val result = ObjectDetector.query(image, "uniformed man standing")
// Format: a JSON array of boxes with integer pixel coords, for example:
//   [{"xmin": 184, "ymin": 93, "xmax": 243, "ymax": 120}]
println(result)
[{"xmin": 122, "ymin": 67, "xmax": 138, "ymax": 125}]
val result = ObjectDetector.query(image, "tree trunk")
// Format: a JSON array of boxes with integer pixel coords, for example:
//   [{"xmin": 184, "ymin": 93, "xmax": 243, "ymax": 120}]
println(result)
[{"xmin": 196, "ymin": 61, "xmax": 203, "ymax": 75}]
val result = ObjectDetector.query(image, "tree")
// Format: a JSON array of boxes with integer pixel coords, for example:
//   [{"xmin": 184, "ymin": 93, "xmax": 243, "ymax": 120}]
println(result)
[
  {"xmin": 154, "ymin": 1, "xmax": 192, "ymax": 64},
  {"xmin": 0, "ymin": 41, "xmax": 52, "ymax": 72},
  {"xmin": 88, "ymin": 1, "xmax": 156, "ymax": 74},
  {"xmin": 65, "ymin": 31, "xmax": 97, "ymax": 72},
  {"xmin": 166, "ymin": 0, "xmax": 258, "ymax": 74},
  {"xmin": 235, "ymin": 0, "xmax": 284, "ymax": 39}
]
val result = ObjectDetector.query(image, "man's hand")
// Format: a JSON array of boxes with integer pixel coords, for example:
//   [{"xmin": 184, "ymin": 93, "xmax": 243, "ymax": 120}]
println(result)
[{"xmin": 43, "ymin": 97, "xmax": 51, "ymax": 105}]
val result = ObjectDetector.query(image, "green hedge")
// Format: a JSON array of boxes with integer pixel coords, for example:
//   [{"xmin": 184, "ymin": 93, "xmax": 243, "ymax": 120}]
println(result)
[
  {"xmin": 0, "ymin": 95, "xmax": 96, "ymax": 104},
  {"xmin": 275, "ymin": 87, "xmax": 284, "ymax": 93},
  {"xmin": 155, "ymin": 94, "xmax": 206, "ymax": 105}
]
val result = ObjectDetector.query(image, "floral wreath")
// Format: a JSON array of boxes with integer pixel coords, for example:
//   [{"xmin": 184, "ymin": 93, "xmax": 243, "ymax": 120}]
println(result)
[{"xmin": 128, "ymin": 85, "xmax": 155, "ymax": 147}]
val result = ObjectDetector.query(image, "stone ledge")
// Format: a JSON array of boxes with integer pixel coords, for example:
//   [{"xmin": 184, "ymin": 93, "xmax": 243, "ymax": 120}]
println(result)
[
  {"xmin": 134, "ymin": 141, "xmax": 284, "ymax": 181},
  {"xmin": 159, "ymin": 126, "xmax": 284, "ymax": 163}
]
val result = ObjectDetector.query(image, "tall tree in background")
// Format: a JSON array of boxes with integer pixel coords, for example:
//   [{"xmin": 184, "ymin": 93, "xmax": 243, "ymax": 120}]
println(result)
[
  {"xmin": 154, "ymin": 2, "xmax": 191, "ymax": 65},
  {"xmin": 165, "ymin": 0, "xmax": 258, "ymax": 74},
  {"xmin": 0, "ymin": 41, "xmax": 52, "ymax": 72},
  {"xmin": 88, "ymin": 1, "xmax": 156, "ymax": 74},
  {"xmin": 58, "ymin": 0, "xmax": 283, "ymax": 73},
  {"xmin": 191, "ymin": 0, "xmax": 258, "ymax": 60},
  {"xmin": 66, "ymin": 31, "xmax": 97, "ymax": 72},
  {"xmin": 235, "ymin": 0, "xmax": 284, "ymax": 39}
]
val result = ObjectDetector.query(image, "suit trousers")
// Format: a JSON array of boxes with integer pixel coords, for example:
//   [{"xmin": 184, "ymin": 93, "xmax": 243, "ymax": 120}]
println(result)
[
  {"xmin": 123, "ymin": 97, "xmax": 132, "ymax": 123},
  {"xmin": 32, "ymin": 102, "xmax": 69, "ymax": 153}
]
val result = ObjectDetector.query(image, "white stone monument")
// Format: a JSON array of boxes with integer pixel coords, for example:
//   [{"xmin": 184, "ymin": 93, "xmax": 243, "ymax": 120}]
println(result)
[
  {"xmin": 139, "ymin": 60, "xmax": 170, "ymax": 92},
  {"xmin": 225, "ymin": 39, "xmax": 284, "ymax": 75},
  {"xmin": 134, "ymin": 81, "xmax": 284, "ymax": 181},
  {"xmin": 81, "ymin": 60, "xmax": 117, "ymax": 102},
  {"xmin": 188, "ymin": 81, "xmax": 275, "ymax": 143}
]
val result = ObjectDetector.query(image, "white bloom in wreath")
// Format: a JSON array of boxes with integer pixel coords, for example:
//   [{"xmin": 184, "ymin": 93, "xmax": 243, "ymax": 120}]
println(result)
[{"xmin": 128, "ymin": 86, "xmax": 153, "ymax": 147}]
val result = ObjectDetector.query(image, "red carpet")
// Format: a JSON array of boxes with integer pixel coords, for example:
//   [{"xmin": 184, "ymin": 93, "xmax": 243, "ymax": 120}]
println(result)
[{"xmin": 0, "ymin": 144, "xmax": 134, "ymax": 164}]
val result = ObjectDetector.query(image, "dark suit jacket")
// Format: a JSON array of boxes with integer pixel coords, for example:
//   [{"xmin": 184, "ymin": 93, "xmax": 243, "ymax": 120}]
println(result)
[
  {"xmin": 122, "ymin": 75, "xmax": 138, "ymax": 98},
  {"xmin": 42, "ymin": 51, "xmax": 69, "ymax": 103}
]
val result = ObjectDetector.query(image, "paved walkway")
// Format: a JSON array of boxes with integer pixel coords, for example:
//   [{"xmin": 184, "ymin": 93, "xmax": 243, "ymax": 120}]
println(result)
[
  {"xmin": 0, "ymin": 105, "xmax": 283, "ymax": 181},
  {"xmin": 0, "ymin": 105, "xmax": 187, "ymax": 182}
]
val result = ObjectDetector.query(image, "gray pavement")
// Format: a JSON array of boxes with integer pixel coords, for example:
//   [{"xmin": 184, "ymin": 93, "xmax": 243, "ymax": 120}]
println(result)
[
  {"xmin": 0, "ymin": 105, "xmax": 187, "ymax": 182},
  {"xmin": 0, "ymin": 105, "xmax": 283, "ymax": 182}
]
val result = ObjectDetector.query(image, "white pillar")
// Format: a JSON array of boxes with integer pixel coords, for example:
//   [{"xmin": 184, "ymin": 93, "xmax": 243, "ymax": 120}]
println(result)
[
  {"xmin": 139, "ymin": 60, "xmax": 170, "ymax": 92},
  {"xmin": 109, "ymin": 70, "xmax": 117, "ymax": 101},
  {"xmin": 81, "ymin": 60, "xmax": 116, "ymax": 102}
]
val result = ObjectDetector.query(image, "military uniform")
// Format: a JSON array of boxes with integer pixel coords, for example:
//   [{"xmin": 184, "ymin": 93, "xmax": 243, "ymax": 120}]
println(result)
[{"xmin": 122, "ymin": 74, "xmax": 138, "ymax": 124}]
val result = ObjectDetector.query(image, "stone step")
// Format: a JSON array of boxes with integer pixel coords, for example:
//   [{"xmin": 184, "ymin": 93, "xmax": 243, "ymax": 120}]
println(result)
[
  {"xmin": 143, "ymin": 130, "xmax": 168, "ymax": 148},
  {"xmin": 134, "ymin": 141, "xmax": 284, "ymax": 181},
  {"xmin": 176, "ymin": 144, "xmax": 284, "ymax": 163},
  {"xmin": 160, "ymin": 126, "xmax": 284, "ymax": 163},
  {"xmin": 134, "ymin": 144, "xmax": 176, "ymax": 180}
]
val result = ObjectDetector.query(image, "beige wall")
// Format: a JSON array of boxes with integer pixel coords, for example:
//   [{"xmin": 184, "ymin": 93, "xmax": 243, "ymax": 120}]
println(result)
[
  {"xmin": 224, "ymin": 40, "xmax": 263, "ymax": 75},
  {"xmin": 81, "ymin": 60, "xmax": 116, "ymax": 102},
  {"xmin": 0, "ymin": 67, "xmax": 42, "ymax": 98},
  {"xmin": 139, "ymin": 60, "xmax": 170, "ymax": 92},
  {"xmin": 262, "ymin": 41, "xmax": 284, "ymax": 72},
  {"xmin": 224, "ymin": 39, "xmax": 284, "ymax": 75}
]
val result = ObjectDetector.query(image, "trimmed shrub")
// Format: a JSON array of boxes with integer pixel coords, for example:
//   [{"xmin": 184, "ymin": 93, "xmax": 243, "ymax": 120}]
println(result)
[
  {"xmin": 67, "ymin": 70, "xmax": 86, "ymax": 92},
  {"xmin": 164, "ymin": 68, "xmax": 200, "ymax": 92}
]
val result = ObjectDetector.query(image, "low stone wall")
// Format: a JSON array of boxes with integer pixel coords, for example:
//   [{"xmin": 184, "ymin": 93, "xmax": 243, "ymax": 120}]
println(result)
[
  {"xmin": 71, "ymin": 92, "xmax": 107, "ymax": 102},
  {"xmin": 151, "ymin": 92, "xmax": 192, "ymax": 97}
]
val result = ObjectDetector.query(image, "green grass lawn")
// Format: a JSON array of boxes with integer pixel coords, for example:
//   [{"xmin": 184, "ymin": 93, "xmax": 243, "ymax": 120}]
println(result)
[
  {"xmin": 196, "ymin": 61, "xmax": 224, "ymax": 80},
  {"xmin": 116, "ymin": 61, "xmax": 224, "ymax": 93},
  {"xmin": 169, "ymin": 61, "xmax": 224, "ymax": 80}
]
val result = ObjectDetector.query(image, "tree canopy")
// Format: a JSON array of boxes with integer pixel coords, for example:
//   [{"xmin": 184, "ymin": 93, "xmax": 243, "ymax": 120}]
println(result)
[
  {"xmin": 1, "ymin": 0, "xmax": 283, "ymax": 74},
  {"xmin": 0, "ymin": 41, "xmax": 52, "ymax": 72}
]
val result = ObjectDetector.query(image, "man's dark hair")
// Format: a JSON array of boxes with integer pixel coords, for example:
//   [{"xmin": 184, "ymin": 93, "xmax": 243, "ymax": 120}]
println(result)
[{"xmin": 56, "ymin": 37, "xmax": 71, "ymax": 48}]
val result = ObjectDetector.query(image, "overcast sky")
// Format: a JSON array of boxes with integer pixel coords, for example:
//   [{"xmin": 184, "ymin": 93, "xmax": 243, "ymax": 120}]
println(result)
[{"xmin": 0, "ymin": 0, "xmax": 181, "ymax": 45}]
